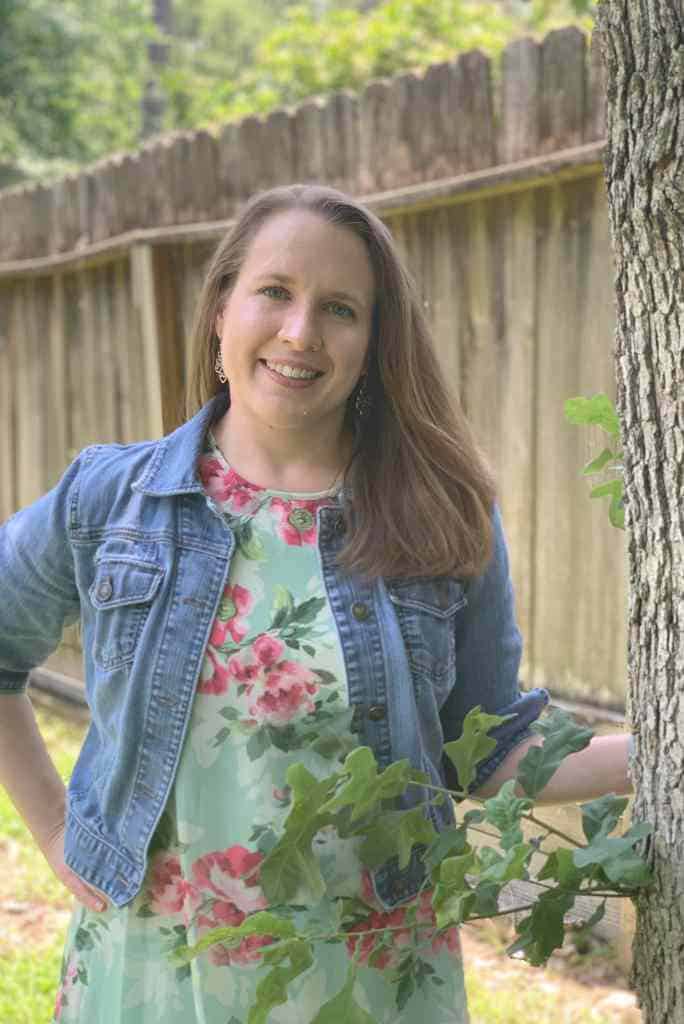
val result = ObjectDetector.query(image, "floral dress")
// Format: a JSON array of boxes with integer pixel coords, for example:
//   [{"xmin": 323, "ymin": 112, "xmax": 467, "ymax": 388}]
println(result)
[{"xmin": 54, "ymin": 429, "xmax": 469, "ymax": 1024}]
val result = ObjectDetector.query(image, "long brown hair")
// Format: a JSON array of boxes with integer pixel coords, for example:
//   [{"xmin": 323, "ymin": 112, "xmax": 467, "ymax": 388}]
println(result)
[{"xmin": 185, "ymin": 184, "xmax": 496, "ymax": 579}]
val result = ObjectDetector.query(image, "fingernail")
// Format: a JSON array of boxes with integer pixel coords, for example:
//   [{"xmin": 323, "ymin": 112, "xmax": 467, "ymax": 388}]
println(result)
[{"xmin": 93, "ymin": 899, "xmax": 107, "ymax": 912}]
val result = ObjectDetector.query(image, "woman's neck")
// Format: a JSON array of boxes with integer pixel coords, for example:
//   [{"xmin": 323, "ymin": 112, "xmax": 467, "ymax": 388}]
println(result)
[{"xmin": 211, "ymin": 406, "xmax": 352, "ymax": 493}]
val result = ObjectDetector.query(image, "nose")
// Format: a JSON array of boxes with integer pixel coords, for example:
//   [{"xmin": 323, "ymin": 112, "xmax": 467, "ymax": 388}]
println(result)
[{"xmin": 279, "ymin": 302, "xmax": 321, "ymax": 351}]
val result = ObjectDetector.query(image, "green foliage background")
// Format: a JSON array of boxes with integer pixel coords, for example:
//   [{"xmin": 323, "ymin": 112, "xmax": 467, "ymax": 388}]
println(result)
[{"xmin": 3, "ymin": 0, "xmax": 596, "ymax": 187}]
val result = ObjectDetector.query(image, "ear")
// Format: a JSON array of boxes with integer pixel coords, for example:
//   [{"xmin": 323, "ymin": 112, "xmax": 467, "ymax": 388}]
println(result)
[{"xmin": 215, "ymin": 311, "xmax": 224, "ymax": 339}]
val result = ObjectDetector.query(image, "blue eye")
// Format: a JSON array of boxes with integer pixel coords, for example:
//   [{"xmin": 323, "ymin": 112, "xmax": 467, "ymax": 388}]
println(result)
[
  {"xmin": 260, "ymin": 286, "xmax": 354, "ymax": 320},
  {"xmin": 328, "ymin": 302, "xmax": 355, "ymax": 320}
]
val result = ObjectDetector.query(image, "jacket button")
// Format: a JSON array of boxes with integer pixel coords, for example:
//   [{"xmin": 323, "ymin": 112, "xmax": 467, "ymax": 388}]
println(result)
[
  {"xmin": 367, "ymin": 704, "xmax": 386, "ymax": 721},
  {"xmin": 96, "ymin": 577, "xmax": 113, "ymax": 601},
  {"xmin": 352, "ymin": 602, "xmax": 370, "ymax": 621}
]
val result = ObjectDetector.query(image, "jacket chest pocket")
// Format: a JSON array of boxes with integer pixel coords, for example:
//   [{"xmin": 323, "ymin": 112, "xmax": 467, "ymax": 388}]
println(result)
[
  {"xmin": 387, "ymin": 577, "xmax": 467, "ymax": 698},
  {"xmin": 88, "ymin": 557, "xmax": 164, "ymax": 670}
]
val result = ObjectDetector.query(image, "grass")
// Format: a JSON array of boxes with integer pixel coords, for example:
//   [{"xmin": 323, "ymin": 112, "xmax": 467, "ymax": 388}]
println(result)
[
  {"xmin": 0, "ymin": 703, "xmax": 638, "ymax": 1024},
  {"xmin": 0, "ymin": 703, "xmax": 86, "ymax": 1024},
  {"xmin": 0, "ymin": 707, "xmax": 87, "ymax": 906},
  {"xmin": 0, "ymin": 944, "xmax": 65, "ymax": 1024}
]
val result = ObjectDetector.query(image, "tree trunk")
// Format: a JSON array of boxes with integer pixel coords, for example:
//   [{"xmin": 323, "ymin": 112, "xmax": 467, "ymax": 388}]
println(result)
[
  {"xmin": 597, "ymin": 2, "xmax": 684, "ymax": 1020},
  {"xmin": 142, "ymin": 0, "xmax": 173, "ymax": 140}
]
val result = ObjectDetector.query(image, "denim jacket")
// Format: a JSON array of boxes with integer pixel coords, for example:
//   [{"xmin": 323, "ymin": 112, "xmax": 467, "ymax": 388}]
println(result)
[{"xmin": 0, "ymin": 391, "xmax": 548, "ymax": 909}]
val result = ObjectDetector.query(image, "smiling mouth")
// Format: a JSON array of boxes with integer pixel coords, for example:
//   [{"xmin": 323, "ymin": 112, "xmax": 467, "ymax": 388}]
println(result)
[{"xmin": 260, "ymin": 359, "xmax": 324, "ymax": 381}]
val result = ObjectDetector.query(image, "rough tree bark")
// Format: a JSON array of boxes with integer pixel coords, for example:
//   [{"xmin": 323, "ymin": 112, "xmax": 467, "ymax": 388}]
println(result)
[{"xmin": 597, "ymin": 2, "xmax": 684, "ymax": 1020}]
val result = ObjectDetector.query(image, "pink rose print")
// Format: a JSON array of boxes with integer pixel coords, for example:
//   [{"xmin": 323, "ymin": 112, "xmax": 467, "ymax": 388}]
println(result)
[
  {"xmin": 226, "ymin": 650, "xmax": 262, "ymax": 690},
  {"xmin": 192, "ymin": 845, "xmax": 266, "ymax": 912},
  {"xmin": 54, "ymin": 956, "xmax": 82, "ymax": 1021},
  {"xmin": 198, "ymin": 456, "xmax": 263, "ymax": 513},
  {"xmin": 191, "ymin": 845, "xmax": 274, "ymax": 967},
  {"xmin": 248, "ymin": 660, "xmax": 319, "ymax": 725},
  {"xmin": 211, "ymin": 584, "xmax": 253, "ymax": 647},
  {"xmin": 198, "ymin": 646, "xmax": 233, "ymax": 696},
  {"xmin": 147, "ymin": 852, "xmax": 201, "ymax": 920},
  {"xmin": 272, "ymin": 784, "xmax": 292, "ymax": 807},
  {"xmin": 253, "ymin": 633, "xmax": 285, "ymax": 667},
  {"xmin": 345, "ymin": 870, "xmax": 461, "ymax": 969},
  {"xmin": 270, "ymin": 498, "xmax": 323, "ymax": 546}
]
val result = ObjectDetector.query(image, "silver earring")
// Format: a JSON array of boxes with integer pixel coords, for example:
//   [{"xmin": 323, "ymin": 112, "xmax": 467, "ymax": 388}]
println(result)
[
  {"xmin": 215, "ymin": 352, "xmax": 227, "ymax": 384},
  {"xmin": 354, "ymin": 376, "xmax": 372, "ymax": 419}
]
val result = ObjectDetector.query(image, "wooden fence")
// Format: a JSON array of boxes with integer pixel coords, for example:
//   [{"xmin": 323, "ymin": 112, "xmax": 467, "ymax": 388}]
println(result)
[{"xmin": 0, "ymin": 26, "xmax": 629, "ymax": 709}]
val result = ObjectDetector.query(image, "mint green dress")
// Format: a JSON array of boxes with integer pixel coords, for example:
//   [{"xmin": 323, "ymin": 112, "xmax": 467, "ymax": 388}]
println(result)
[{"xmin": 53, "ymin": 429, "xmax": 469, "ymax": 1024}]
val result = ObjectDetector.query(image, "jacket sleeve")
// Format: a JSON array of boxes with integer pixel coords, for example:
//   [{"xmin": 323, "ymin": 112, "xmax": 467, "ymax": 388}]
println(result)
[
  {"xmin": 0, "ymin": 449, "xmax": 93, "ymax": 694},
  {"xmin": 439, "ymin": 504, "xmax": 549, "ymax": 793}
]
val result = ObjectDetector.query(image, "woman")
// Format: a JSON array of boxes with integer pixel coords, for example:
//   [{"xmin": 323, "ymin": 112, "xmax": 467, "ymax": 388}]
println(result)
[{"xmin": 0, "ymin": 184, "xmax": 632, "ymax": 1022}]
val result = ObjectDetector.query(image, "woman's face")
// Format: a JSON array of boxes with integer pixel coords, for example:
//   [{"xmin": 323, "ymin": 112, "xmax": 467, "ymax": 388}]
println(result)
[{"xmin": 216, "ymin": 209, "xmax": 375, "ymax": 442}]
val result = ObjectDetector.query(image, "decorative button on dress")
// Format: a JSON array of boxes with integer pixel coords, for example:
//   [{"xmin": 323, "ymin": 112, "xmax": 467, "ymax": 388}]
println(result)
[{"xmin": 54, "ymin": 429, "xmax": 469, "ymax": 1023}]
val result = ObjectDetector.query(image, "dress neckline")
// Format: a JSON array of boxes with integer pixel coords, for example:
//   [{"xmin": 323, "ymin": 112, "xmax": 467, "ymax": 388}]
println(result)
[{"xmin": 206, "ymin": 429, "xmax": 342, "ymax": 501}]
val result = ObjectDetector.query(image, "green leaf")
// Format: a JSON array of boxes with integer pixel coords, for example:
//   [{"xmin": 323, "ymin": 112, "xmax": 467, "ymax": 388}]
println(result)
[
  {"xmin": 564, "ymin": 394, "xmax": 620, "ymax": 437},
  {"xmin": 359, "ymin": 807, "xmax": 436, "ymax": 870},
  {"xmin": 240, "ymin": 526, "xmax": 266, "ymax": 561},
  {"xmin": 314, "ymin": 669, "xmax": 337, "ymax": 684},
  {"xmin": 249, "ymin": 938, "xmax": 314, "ymax": 1024},
  {"xmin": 259, "ymin": 763, "xmax": 339, "ymax": 904},
  {"xmin": 219, "ymin": 706, "xmax": 240, "ymax": 721},
  {"xmin": 321, "ymin": 747, "xmax": 411, "ymax": 821},
  {"xmin": 438, "ymin": 851, "xmax": 477, "ymax": 890},
  {"xmin": 308, "ymin": 964, "xmax": 376, "ymax": 1024},
  {"xmin": 423, "ymin": 825, "xmax": 468, "ymax": 872},
  {"xmin": 247, "ymin": 728, "xmax": 271, "ymax": 761},
  {"xmin": 537, "ymin": 847, "xmax": 587, "ymax": 889},
  {"xmin": 590, "ymin": 479, "xmax": 621, "ymax": 499},
  {"xmin": 292, "ymin": 596, "xmax": 326, "ymax": 624},
  {"xmin": 173, "ymin": 911, "xmax": 295, "ymax": 965},
  {"xmin": 579, "ymin": 794, "xmax": 629, "ymax": 843},
  {"xmin": 443, "ymin": 706, "xmax": 514, "ymax": 794},
  {"xmin": 582, "ymin": 447, "xmax": 616, "ymax": 476},
  {"xmin": 432, "ymin": 886, "xmax": 476, "ymax": 929},
  {"xmin": 74, "ymin": 927, "xmax": 94, "ymax": 952},
  {"xmin": 572, "ymin": 899, "xmax": 606, "ymax": 941},
  {"xmin": 471, "ymin": 880, "xmax": 501, "ymax": 917},
  {"xmin": 573, "ymin": 821, "xmax": 653, "ymax": 887},
  {"xmin": 432, "ymin": 850, "xmax": 479, "ymax": 925},
  {"xmin": 271, "ymin": 585, "xmax": 295, "ymax": 628},
  {"xmin": 507, "ymin": 890, "xmax": 575, "ymax": 965},
  {"xmin": 482, "ymin": 779, "xmax": 533, "ymax": 850},
  {"xmin": 516, "ymin": 709, "xmax": 594, "ymax": 799},
  {"xmin": 477, "ymin": 843, "xmax": 533, "ymax": 884},
  {"xmin": 589, "ymin": 478, "xmax": 625, "ymax": 529},
  {"xmin": 212, "ymin": 726, "xmax": 231, "ymax": 748},
  {"xmin": 396, "ymin": 969, "xmax": 416, "ymax": 1012}
]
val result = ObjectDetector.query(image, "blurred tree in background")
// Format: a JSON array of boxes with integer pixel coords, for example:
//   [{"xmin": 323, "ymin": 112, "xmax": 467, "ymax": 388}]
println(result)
[{"xmin": 1, "ymin": 0, "xmax": 596, "ymax": 186}]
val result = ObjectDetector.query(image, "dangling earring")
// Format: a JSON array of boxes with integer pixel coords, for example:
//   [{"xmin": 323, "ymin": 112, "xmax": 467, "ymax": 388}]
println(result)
[
  {"xmin": 215, "ymin": 352, "xmax": 227, "ymax": 384},
  {"xmin": 354, "ymin": 375, "xmax": 372, "ymax": 420}
]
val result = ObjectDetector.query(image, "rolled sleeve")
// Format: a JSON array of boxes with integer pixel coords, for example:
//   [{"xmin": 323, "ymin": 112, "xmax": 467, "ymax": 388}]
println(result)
[
  {"xmin": 439, "ymin": 504, "xmax": 549, "ymax": 793},
  {"xmin": 0, "ymin": 450, "xmax": 91, "ymax": 693}
]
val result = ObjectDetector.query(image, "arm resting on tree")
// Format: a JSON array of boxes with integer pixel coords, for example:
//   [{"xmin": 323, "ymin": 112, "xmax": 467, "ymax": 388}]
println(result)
[{"xmin": 472, "ymin": 732, "xmax": 633, "ymax": 804}]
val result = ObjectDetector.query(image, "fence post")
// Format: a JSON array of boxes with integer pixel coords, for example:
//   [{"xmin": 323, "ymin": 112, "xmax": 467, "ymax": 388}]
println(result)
[{"xmin": 130, "ymin": 243, "xmax": 165, "ymax": 439}]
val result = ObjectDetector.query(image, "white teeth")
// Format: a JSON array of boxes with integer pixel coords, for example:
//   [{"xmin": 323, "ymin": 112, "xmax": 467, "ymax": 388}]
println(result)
[{"xmin": 265, "ymin": 361, "xmax": 319, "ymax": 380}]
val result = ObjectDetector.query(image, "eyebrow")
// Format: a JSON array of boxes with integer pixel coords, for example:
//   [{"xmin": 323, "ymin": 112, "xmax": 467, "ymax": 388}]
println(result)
[{"xmin": 254, "ymin": 272, "xmax": 368, "ymax": 311}]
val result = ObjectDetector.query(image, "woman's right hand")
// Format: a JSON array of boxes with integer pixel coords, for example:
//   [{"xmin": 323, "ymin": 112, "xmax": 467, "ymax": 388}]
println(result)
[{"xmin": 40, "ymin": 821, "xmax": 109, "ymax": 913}]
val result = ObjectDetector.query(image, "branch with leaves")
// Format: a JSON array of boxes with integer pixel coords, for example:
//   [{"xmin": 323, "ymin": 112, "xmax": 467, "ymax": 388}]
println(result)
[
  {"xmin": 565, "ymin": 393, "xmax": 625, "ymax": 529},
  {"xmin": 171, "ymin": 707, "xmax": 651, "ymax": 1023}
]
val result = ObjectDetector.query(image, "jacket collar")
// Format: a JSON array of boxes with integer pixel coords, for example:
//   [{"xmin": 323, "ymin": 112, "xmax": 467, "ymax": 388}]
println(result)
[
  {"xmin": 131, "ymin": 389, "xmax": 351, "ymax": 504},
  {"xmin": 132, "ymin": 391, "xmax": 229, "ymax": 496}
]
